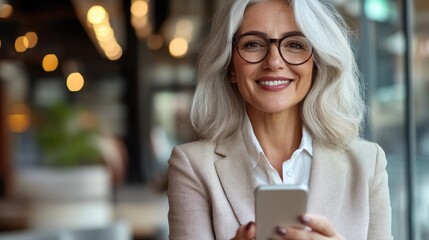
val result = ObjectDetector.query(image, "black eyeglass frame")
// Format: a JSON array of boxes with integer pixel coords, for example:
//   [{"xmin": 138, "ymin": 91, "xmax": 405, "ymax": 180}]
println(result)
[{"xmin": 232, "ymin": 31, "xmax": 314, "ymax": 65}]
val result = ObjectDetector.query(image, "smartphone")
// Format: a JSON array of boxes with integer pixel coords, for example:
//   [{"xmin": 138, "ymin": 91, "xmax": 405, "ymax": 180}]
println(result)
[{"xmin": 255, "ymin": 185, "xmax": 308, "ymax": 240}]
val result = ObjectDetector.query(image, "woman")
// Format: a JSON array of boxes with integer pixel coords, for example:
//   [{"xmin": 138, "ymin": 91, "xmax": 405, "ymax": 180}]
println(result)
[{"xmin": 167, "ymin": 0, "xmax": 392, "ymax": 239}]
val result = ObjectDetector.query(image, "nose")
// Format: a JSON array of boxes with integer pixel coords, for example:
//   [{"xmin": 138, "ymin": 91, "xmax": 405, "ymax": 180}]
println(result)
[{"xmin": 262, "ymin": 43, "xmax": 285, "ymax": 70}]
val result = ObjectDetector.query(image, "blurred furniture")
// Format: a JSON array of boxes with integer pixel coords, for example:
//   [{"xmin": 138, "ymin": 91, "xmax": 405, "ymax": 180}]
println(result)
[
  {"xmin": 0, "ymin": 221, "xmax": 131, "ymax": 240},
  {"xmin": 11, "ymin": 166, "xmax": 112, "ymax": 230},
  {"xmin": 113, "ymin": 186, "xmax": 169, "ymax": 240},
  {"xmin": 0, "ymin": 185, "xmax": 168, "ymax": 240},
  {"xmin": 0, "ymin": 200, "xmax": 29, "ymax": 232}
]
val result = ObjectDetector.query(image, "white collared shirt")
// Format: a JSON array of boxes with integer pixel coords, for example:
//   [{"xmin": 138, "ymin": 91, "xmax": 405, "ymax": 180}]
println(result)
[{"xmin": 242, "ymin": 114, "xmax": 313, "ymax": 186}]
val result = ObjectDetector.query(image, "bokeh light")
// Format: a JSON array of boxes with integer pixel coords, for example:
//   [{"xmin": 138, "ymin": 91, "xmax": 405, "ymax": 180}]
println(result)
[
  {"xmin": 147, "ymin": 34, "xmax": 163, "ymax": 50},
  {"xmin": 131, "ymin": 0, "xmax": 148, "ymax": 18},
  {"xmin": 8, "ymin": 104, "xmax": 30, "ymax": 133},
  {"xmin": 0, "ymin": 4, "xmax": 13, "ymax": 18},
  {"xmin": 25, "ymin": 32, "xmax": 38, "ymax": 48},
  {"xmin": 169, "ymin": 37, "xmax": 188, "ymax": 58},
  {"xmin": 15, "ymin": 36, "xmax": 29, "ymax": 53},
  {"xmin": 66, "ymin": 72, "xmax": 85, "ymax": 92},
  {"xmin": 42, "ymin": 54, "xmax": 59, "ymax": 72},
  {"xmin": 87, "ymin": 5, "xmax": 107, "ymax": 25}
]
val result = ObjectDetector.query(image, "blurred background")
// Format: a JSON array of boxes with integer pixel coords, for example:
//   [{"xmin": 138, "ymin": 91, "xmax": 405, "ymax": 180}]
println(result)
[{"xmin": 0, "ymin": 0, "xmax": 428, "ymax": 239}]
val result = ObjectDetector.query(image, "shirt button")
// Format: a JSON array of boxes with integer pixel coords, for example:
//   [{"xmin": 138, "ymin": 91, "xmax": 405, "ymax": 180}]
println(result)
[{"xmin": 286, "ymin": 171, "xmax": 293, "ymax": 177}]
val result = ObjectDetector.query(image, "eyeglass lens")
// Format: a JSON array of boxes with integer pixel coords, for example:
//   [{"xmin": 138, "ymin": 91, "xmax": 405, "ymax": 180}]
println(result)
[{"xmin": 235, "ymin": 34, "xmax": 312, "ymax": 65}]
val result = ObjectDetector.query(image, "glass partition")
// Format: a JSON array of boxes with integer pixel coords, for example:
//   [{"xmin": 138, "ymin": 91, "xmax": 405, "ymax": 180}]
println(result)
[
  {"xmin": 413, "ymin": 1, "xmax": 429, "ymax": 239},
  {"xmin": 360, "ymin": 0, "xmax": 408, "ymax": 238}
]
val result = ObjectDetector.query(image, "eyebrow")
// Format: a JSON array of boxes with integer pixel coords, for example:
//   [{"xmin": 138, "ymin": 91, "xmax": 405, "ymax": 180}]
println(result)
[{"xmin": 239, "ymin": 30, "xmax": 304, "ymax": 38}]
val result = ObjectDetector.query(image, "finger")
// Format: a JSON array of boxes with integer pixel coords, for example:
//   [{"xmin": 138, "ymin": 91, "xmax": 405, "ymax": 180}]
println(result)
[
  {"xmin": 281, "ymin": 227, "xmax": 329, "ymax": 240},
  {"xmin": 265, "ymin": 226, "xmax": 288, "ymax": 240},
  {"xmin": 233, "ymin": 222, "xmax": 255, "ymax": 240},
  {"xmin": 300, "ymin": 214, "xmax": 336, "ymax": 237},
  {"xmin": 244, "ymin": 222, "xmax": 256, "ymax": 239}
]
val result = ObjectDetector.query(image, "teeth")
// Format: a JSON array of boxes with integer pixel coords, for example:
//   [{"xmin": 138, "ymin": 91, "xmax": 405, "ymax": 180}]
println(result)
[{"xmin": 258, "ymin": 80, "xmax": 290, "ymax": 86}]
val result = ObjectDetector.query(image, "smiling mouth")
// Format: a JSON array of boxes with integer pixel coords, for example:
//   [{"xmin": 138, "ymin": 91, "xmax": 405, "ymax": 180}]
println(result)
[{"xmin": 257, "ymin": 80, "xmax": 291, "ymax": 86}]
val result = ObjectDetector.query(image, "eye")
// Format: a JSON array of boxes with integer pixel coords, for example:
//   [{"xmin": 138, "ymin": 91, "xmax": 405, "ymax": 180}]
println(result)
[
  {"xmin": 238, "ymin": 36, "xmax": 268, "ymax": 51},
  {"xmin": 283, "ymin": 41, "xmax": 305, "ymax": 50},
  {"xmin": 288, "ymin": 42, "xmax": 304, "ymax": 49},
  {"xmin": 281, "ymin": 37, "xmax": 310, "ymax": 53},
  {"xmin": 244, "ymin": 40, "xmax": 264, "ymax": 49}
]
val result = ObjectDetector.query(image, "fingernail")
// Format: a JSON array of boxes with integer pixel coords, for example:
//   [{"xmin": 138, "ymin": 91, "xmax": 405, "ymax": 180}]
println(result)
[
  {"xmin": 245, "ymin": 221, "xmax": 254, "ymax": 231},
  {"xmin": 276, "ymin": 226, "xmax": 287, "ymax": 236},
  {"xmin": 301, "ymin": 215, "xmax": 311, "ymax": 224}
]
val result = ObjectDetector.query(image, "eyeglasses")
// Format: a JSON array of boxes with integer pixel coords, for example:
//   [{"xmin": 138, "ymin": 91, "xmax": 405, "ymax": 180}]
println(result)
[{"xmin": 233, "ymin": 32, "xmax": 313, "ymax": 65}]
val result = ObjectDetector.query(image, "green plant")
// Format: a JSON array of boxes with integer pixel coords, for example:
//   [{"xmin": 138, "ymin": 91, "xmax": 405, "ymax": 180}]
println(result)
[{"xmin": 35, "ymin": 102, "xmax": 102, "ymax": 167}]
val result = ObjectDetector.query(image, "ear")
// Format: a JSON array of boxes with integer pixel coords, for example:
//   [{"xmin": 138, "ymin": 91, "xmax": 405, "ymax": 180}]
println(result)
[
  {"xmin": 312, "ymin": 65, "xmax": 318, "ymax": 81},
  {"xmin": 229, "ymin": 65, "xmax": 237, "ymax": 83}
]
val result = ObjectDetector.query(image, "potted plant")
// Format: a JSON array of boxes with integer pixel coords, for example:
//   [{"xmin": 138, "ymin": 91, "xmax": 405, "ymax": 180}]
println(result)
[
  {"xmin": 36, "ymin": 102, "xmax": 101, "ymax": 167},
  {"xmin": 12, "ymin": 102, "xmax": 113, "ymax": 229}
]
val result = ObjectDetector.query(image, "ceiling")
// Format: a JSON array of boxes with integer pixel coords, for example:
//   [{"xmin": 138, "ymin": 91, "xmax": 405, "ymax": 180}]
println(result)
[
  {"xmin": 0, "ymin": 0, "xmax": 172, "ymax": 80},
  {"xmin": 0, "ymin": 0, "xmax": 110, "ymax": 78}
]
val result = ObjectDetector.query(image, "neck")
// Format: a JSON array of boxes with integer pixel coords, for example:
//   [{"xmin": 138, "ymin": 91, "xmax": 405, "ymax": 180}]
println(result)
[{"xmin": 247, "ymin": 108, "xmax": 302, "ymax": 175}]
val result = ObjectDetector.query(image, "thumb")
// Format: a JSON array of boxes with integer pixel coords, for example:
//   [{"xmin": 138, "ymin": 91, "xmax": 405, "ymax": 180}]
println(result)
[{"xmin": 233, "ymin": 222, "xmax": 255, "ymax": 240}]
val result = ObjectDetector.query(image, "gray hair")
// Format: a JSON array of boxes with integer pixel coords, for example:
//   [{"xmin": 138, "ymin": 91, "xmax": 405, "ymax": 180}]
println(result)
[{"xmin": 190, "ymin": 0, "xmax": 365, "ymax": 147}]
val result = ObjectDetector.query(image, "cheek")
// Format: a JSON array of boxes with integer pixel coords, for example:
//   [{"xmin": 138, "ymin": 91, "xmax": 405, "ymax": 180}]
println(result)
[
  {"xmin": 231, "ymin": 56, "xmax": 257, "ymax": 85},
  {"xmin": 296, "ymin": 64, "xmax": 314, "ymax": 94},
  {"xmin": 302, "ymin": 61, "xmax": 314, "ymax": 82}
]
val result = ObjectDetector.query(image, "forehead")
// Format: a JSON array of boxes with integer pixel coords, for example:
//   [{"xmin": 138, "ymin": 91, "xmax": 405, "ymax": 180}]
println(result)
[{"xmin": 239, "ymin": 0, "xmax": 299, "ymax": 35}]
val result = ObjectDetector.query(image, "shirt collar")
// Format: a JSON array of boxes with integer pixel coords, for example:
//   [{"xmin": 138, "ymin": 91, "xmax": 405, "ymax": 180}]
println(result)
[
  {"xmin": 301, "ymin": 126, "xmax": 313, "ymax": 156},
  {"xmin": 242, "ymin": 114, "xmax": 313, "ymax": 169}
]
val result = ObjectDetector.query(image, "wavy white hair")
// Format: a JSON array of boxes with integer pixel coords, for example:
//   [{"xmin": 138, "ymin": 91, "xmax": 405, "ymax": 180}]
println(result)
[{"xmin": 190, "ymin": 0, "xmax": 365, "ymax": 147}]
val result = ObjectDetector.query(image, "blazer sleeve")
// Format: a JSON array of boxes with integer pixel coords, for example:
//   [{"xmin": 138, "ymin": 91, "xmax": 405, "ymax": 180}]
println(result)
[
  {"xmin": 368, "ymin": 144, "xmax": 393, "ymax": 240},
  {"xmin": 167, "ymin": 146, "xmax": 215, "ymax": 240}
]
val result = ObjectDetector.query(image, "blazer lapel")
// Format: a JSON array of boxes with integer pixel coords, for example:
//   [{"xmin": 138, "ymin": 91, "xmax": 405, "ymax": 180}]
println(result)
[
  {"xmin": 213, "ymin": 134, "xmax": 350, "ymax": 225},
  {"xmin": 307, "ymin": 142, "xmax": 349, "ymax": 220},
  {"xmin": 214, "ymin": 131, "xmax": 257, "ymax": 225}
]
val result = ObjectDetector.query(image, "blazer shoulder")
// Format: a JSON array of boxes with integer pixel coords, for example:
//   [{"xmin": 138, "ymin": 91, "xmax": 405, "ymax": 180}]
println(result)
[
  {"xmin": 170, "ymin": 140, "xmax": 220, "ymax": 167},
  {"xmin": 346, "ymin": 138, "xmax": 382, "ymax": 155},
  {"xmin": 174, "ymin": 139, "xmax": 217, "ymax": 156},
  {"xmin": 343, "ymin": 138, "xmax": 387, "ymax": 175}
]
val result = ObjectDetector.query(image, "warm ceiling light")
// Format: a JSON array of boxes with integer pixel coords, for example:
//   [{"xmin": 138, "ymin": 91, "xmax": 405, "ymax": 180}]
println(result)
[
  {"xmin": 131, "ymin": 0, "xmax": 148, "ymax": 18},
  {"xmin": 87, "ymin": 5, "xmax": 107, "ymax": 25},
  {"xmin": 25, "ymin": 32, "xmax": 38, "ymax": 48},
  {"xmin": 15, "ymin": 36, "xmax": 29, "ymax": 52},
  {"xmin": 8, "ymin": 104, "xmax": 30, "ymax": 133},
  {"xmin": 42, "ymin": 54, "xmax": 59, "ymax": 72},
  {"xmin": 105, "ymin": 44, "xmax": 123, "ymax": 61},
  {"xmin": 131, "ymin": 15, "xmax": 148, "ymax": 29},
  {"xmin": 95, "ymin": 26, "xmax": 114, "ymax": 42},
  {"xmin": 147, "ymin": 34, "xmax": 163, "ymax": 50},
  {"xmin": 0, "ymin": 4, "xmax": 13, "ymax": 18},
  {"xmin": 169, "ymin": 37, "xmax": 188, "ymax": 58},
  {"xmin": 66, "ymin": 72, "xmax": 85, "ymax": 92},
  {"xmin": 100, "ymin": 40, "xmax": 117, "ymax": 53}
]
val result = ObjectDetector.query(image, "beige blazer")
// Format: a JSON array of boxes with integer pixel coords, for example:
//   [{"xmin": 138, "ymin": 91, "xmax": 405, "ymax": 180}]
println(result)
[{"xmin": 167, "ymin": 130, "xmax": 393, "ymax": 240}]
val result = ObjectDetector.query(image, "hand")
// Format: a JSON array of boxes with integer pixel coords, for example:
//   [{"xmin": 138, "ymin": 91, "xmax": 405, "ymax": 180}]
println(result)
[
  {"xmin": 231, "ymin": 222, "xmax": 256, "ymax": 240},
  {"xmin": 272, "ymin": 214, "xmax": 344, "ymax": 240}
]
